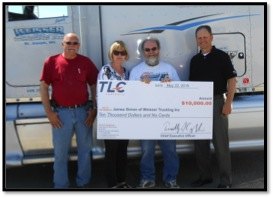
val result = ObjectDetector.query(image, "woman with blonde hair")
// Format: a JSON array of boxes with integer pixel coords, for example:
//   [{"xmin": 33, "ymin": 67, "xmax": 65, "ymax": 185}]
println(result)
[{"xmin": 98, "ymin": 40, "xmax": 131, "ymax": 188}]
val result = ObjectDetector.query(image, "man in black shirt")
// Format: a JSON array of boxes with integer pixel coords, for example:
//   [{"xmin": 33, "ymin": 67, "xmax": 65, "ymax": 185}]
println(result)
[{"xmin": 189, "ymin": 25, "xmax": 237, "ymax": 189}]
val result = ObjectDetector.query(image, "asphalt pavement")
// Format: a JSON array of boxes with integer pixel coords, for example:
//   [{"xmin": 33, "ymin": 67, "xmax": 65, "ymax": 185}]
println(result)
[{"xmin": 4, "ymin": 150, "xmax": 265, "ymax": 190}]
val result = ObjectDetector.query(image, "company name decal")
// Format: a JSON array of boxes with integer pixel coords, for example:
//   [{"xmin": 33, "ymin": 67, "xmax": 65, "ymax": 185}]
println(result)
[{"xmin": 14, "ymin": 26, "xmax": 64, "ymax": 37}]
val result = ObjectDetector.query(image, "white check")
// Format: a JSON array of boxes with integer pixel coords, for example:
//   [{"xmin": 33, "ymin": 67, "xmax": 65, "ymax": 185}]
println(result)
[{"xmin": 97, "ymin": 80, "xmax": 213, "ymax": 140}]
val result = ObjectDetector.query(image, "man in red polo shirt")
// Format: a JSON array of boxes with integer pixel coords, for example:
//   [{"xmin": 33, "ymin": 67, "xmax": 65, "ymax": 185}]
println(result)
[{"xmin": 40, "ymin": 33, "xmax": 98, "ymax": 188}]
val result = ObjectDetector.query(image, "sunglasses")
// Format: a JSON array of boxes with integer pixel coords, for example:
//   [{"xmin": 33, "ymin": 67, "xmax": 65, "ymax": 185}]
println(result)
[
  {"xmin": 144, "ymin": 47, "xmax": 158, "ymax": 52},
  {"xmin": 113, "ymin": 50, "xmax": 127, "ymax": 56},
  {"xmin": 64, "ymin": 42, "xmax": 79, "ymax": 45}
]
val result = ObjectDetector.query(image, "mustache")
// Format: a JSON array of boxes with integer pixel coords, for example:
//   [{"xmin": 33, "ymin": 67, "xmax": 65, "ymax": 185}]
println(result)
[{"xmin": 145, "ymin": 56, "xmax": 159, "ymax": 66}]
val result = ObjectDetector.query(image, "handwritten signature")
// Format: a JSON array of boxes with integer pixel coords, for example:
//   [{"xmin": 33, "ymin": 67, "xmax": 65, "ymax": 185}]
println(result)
[{"xmin": 163, "ymin": 121, "xmax": 205, "ymax": 134}]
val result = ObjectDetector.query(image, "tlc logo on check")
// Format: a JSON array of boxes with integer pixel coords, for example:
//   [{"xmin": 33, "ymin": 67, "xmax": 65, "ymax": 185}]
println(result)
[{"xmin": 99, "ymin": 81, "xmax": 126, "ymax": 93}]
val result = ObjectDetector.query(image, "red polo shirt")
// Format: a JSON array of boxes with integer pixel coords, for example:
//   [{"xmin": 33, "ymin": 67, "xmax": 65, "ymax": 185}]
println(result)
[{"xmin": 40, "ymin": 54, "xmax": 98, "ymax": 106}]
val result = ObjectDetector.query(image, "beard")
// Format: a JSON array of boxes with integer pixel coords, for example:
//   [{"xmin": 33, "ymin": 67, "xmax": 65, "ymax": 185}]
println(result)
[{"xmin": 145, "ymin": 56, "xmax": 159, "ymax": 66}]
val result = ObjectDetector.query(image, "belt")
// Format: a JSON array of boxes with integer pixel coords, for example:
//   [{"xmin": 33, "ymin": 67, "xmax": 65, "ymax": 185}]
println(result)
[{"xmin": 56, "ymin": 103, "xmax": 86, "ymax": 109}]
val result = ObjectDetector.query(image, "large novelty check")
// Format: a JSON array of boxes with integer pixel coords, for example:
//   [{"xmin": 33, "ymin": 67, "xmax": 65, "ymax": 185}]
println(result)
[{"xmin": 97, "ymin": 80, "xmax": 213, "ymax": 140}]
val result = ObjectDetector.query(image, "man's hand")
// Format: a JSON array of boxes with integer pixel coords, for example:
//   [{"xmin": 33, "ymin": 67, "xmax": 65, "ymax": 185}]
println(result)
[
  {"xmin": 222, "ymin": 77, "xmax": 236, "ymax": 116},
  {"xmin": 85, "ymin": 109, "xmax": 97, "ymax": 128},
  {"xmin": 47, "ymin": 111, "xmax": 62, "ymax": 128},
  {"xmin": 141, "ymin": 75, "xmax": 151, "ymax": 84},
  {"xmin": 161, "ymin": 76, "xmax": 171, "ymax": 83},
  {"xmin": 222, "ymin": 102, "xmax": 232, "ymax": 115}
]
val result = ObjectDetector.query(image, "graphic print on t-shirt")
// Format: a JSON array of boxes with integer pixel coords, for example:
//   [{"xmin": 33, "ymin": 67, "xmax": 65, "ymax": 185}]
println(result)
[{"xmin": 140, "ymin": 72, "xmax": 170, "ymax": 82}]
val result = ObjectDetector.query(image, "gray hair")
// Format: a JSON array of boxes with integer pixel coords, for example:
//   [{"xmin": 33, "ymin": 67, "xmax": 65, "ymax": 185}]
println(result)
[{"xmin": 140, "ymin": 37, "xmax": 161, "ymax": 52}]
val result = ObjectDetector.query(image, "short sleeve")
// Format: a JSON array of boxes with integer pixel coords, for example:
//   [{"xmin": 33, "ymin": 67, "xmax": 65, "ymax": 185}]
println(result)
[
  {"xmin": 40, "ymin": 57, "xmax": 52, "ymax": 85},
  {"xmin": 86, "ymin": 59, "xmax": 99, "ymax": 85}
]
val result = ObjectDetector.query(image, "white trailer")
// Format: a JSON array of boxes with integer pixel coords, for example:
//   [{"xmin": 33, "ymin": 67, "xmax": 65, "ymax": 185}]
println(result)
[{"xmin": 5, "ymin": 4, "xmax": 264, "ymax": 166}]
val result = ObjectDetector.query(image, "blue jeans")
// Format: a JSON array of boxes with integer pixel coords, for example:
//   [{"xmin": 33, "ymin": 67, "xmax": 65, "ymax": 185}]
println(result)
[
  {"xmin": 140, "ymin": 140, "xmax": 179, "ymax": 183},
  {"xmin": 52, "ymin": 106, "xmax": 92, "ymax": 188}
]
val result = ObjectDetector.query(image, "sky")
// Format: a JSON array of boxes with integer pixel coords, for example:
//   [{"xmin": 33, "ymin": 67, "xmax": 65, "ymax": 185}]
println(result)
[{"xmin": 8, "ymin": 5, "xmax": 67, "ymax": 18}]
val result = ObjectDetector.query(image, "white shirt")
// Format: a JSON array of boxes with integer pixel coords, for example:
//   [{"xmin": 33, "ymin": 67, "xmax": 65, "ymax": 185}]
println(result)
[{"xmin": 129, "ymin": 61, "xmax": 180, "ymax": 81}]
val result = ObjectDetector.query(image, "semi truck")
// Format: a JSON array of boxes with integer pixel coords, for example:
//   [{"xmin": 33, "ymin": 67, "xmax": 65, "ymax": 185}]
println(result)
[{"xmin": 5, "ymin": 4, "xmax": 265, "ymax": 166}]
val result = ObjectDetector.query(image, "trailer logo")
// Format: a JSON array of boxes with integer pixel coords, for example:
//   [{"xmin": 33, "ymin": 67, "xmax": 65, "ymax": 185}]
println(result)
[
  {"xmin": 13, "ymin": 26, "xmax": 65, "ymax": 44},
  {"xmin": 99, "ymin": 81, "xmax": 126, "ymax": 93},
  {"xmin": 14, "ymin": 26, "xmax": 64, "ymax": 37}
]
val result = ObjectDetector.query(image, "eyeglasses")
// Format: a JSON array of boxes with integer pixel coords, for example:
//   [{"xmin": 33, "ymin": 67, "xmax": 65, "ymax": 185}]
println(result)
[
  {"xmin": 64, "ymin": 42, "xmax": 79, "ymax": 45},
  {"xmin": 113, "ymin": 50, "xmax": 127, "ymax": 56},
  {"xmin": 144, "ymin": 47, "xmax": 158, "ymax": 52}
]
